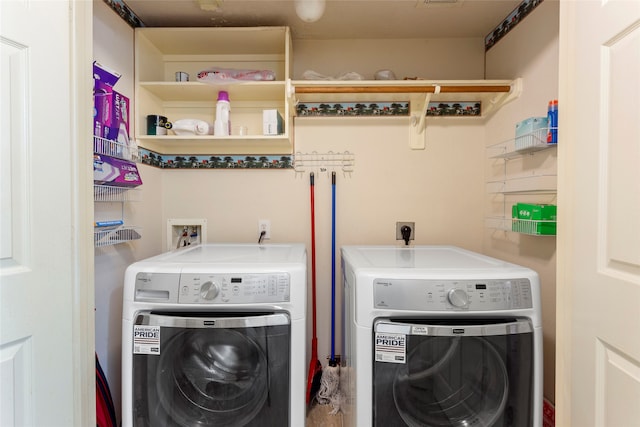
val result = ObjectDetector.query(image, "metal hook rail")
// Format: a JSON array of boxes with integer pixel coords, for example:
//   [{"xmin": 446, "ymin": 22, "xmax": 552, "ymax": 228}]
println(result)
[{"xmin": 294, "ymin": 151, "xmax": 355, "ymax": 177}]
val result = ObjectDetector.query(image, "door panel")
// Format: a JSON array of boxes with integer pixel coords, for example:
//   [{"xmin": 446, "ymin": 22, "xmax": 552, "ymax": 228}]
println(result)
[
  {"xmin": 0, "ymin": 39, "xmax": 27, "ymax": 269},
  {"xmin": 558, "ymin": 1, "xmax": 640, "ymax": 426},
  {"xmin": 0, "ymin": 34, "xmax": 31, "ymax": 426},
  {"xmin": 0, "ymin": 1, "xmax": 94, "ymax": 425},
  {"xmin": 595, "ymin": 341, "xmax": 640, "ymax": 426},
  {"xmin": 0, "ymin": 338, "xmax": 30, "ymax": 426},
  {"xmin": 605, "ymin": 18, "xmax": 640, "ymax": 270}
]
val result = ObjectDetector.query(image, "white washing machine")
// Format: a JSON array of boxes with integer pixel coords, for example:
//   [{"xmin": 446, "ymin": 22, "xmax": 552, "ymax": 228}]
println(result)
[
  {"xmin": 341, "ymin": 245, "xmax": 543, "ymax": 427},
  {"xmin": 121, "ymin": 243, "xmax": 307, "ymax": 427}
]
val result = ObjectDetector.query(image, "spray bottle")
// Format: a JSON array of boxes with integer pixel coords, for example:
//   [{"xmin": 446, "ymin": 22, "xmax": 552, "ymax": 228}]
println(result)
[{"xmin": 547, "ymin": 99, "xmax": 558, "ymax": 144}]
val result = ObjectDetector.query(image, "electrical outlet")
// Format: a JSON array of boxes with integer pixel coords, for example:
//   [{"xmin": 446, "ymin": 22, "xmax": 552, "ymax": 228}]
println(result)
[
  {"xmin": 258, "ymin": 219, "xmax": 271, "ymax": 239},
  {"xmin": 396, "ymin": 221, "xmax": 415, "ymax": 241}
]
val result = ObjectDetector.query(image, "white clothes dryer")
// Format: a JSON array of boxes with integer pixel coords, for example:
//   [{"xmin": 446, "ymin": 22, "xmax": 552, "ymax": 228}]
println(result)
[
  {"xmin": 121, "ymin": 243, "xmax": 306, "ymax": 427},
  {"xmin": 341, "ymin": 245, "xmax": 542, "ymax": 427}
]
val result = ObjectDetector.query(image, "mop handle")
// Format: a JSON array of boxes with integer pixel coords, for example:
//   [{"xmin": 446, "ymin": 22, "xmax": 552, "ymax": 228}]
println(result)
[
  {"xmin": 331, "ymin": 171, "xmax": 336, "ymax": 360},
  {"xmin": 310, "ymin": 172, "xmax": 317, "ymax": 335}
]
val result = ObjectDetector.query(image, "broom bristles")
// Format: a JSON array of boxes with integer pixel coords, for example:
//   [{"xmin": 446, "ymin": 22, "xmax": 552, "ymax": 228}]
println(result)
[
  {"xmin": 307, "ymin": 360, "xmax": 323, "ymax": 405},
  {"xmin": 306, "ymin": 337, "xmax": 322, "ymax": 406}
]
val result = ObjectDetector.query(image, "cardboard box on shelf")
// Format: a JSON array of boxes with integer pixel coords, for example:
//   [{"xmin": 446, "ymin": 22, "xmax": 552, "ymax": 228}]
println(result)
[
  {"xmin": 93, "ymin": 61, "xmax": 130, "ymax": 145},
  {"xmin": 94, "ymin": 154, "xmax": 142, "ymax": 187},
  {"xmin": 93, "ymin": 61, "xmax": 121, "ymax": 87},
  {"xmin": 263, "ymin": 109, "xmax": 284, "ymax": 135},
  {"xmin": 512, "ymin": 203, "xmax": 557, "ymax": 221},
  {"xmin": 511, "ymin": 203, "xmax": 557, "ymax": 235}
]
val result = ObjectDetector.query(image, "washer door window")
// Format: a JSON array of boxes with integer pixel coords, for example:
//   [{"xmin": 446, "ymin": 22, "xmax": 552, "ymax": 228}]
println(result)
[
  {"xmin": 132, "ymin": 312, "xmax": 290, "ymax": 427},
  {"xmin": 373, "ymin": 319, "xmax": 534, "ymax": 427}
]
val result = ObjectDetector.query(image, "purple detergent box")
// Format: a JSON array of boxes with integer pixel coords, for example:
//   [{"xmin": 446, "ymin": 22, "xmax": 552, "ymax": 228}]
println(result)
[
  {"xmin": 93, "ymin": 61, "xmax": 121, "ymax": 87},
  {"xmin": 93, "ymin": 154, "xmax": 142, "ymax": 187},
  {"xmin": 103, "ymin": 91, "xmax": 130, "ymax": 144},
  {"xmin": 93, "ymin": 62, "xmax": 130, "ymax": 144},
  {"xmin": 94, "ymin": 80, "xmax": 113, "ymax": 138}
]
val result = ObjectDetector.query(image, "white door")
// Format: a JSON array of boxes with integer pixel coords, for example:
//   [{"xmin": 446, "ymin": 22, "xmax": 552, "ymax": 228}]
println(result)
[
  {"xmin": 558, "ymin": 1, "xmax": 640, "ymax": 426},
  {"xmin": 0, "ymin": 1, "xmax": 94, "ymax": 426}
]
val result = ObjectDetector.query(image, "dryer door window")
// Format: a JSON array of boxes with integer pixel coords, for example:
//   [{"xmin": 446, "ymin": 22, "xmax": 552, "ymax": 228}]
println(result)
[
  {"xmin": 373, "ymin": 318, "xmax": 534, "ymax": 427},
  {"xmin": 131, "ymin": 311, "xmax": 290, "ymax": 427}
]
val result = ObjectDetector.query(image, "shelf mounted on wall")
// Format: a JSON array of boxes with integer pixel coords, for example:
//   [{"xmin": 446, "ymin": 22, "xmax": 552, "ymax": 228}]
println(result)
[
  {"xmin": 409, "ymin": 79, "xmax": 524, "ymax": 150},
  {"xmin": 293, "ymin": 78, "xmax": 524, "ymax": 150}
]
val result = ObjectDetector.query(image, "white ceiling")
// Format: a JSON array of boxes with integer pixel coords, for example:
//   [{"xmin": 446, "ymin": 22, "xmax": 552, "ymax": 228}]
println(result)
[{"xmin": 121, "ymin": 0, "xmax": 524, "ymax": 40}]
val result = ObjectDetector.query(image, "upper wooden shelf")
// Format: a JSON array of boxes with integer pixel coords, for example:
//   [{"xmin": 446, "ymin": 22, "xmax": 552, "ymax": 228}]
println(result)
[
  {"xmin": 138, "ymin": 81, "xmax": 287, "ymax": 103},
  {"xmin": 291, "ymin": 79, "xmax": 519, "ymax": 105},
  {"xmin": 291, "ymin": 79, "xmax": 523, "ymax": 149}
]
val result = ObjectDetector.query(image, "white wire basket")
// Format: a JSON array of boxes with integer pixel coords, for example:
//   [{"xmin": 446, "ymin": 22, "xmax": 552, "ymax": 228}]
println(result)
[
  {"xmin": 94, "ymin": 226, "xmax": 142, "ymax": 247},
  {"xmin": 93, "ymin": 135, "xmax": 139, "ymax": 161},
  {"xmin": 93, "ymin": 184, "xmax": 141, "ymax": 203}
]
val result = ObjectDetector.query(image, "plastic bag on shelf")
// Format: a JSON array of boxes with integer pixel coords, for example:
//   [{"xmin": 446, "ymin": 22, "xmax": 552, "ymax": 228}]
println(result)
[
  {"xmin": 302, "ymin": 70, "xmax": 364, "ymax": 80},
  {"xmin": 197, "ymin": 67, "xmax": 276, "ymax": 83}
]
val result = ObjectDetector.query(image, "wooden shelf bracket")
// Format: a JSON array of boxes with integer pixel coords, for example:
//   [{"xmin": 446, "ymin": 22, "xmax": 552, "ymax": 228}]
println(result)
[
  {"xmin": 482, "ymin": 78, "xmax": 523, "ymax": 118},
  {"xmin": 409, "ymin": 84, "xmax": 439, "ymax": 150}
]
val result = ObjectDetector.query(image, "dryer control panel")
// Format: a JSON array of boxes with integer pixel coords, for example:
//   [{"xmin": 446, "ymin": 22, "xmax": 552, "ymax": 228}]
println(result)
[
  {"xmin": 134, "ymin": 272, "xmax": 290, "ymax": 304},
  {"xmin": 373, "ymin": 278, "xmax": 533, "ymax": 311}
]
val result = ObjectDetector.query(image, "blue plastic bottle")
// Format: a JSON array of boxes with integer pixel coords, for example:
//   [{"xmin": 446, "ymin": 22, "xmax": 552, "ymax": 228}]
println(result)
[{"xmin": 547, "ymin": 99, "xmax": 558, "ymax": 144}]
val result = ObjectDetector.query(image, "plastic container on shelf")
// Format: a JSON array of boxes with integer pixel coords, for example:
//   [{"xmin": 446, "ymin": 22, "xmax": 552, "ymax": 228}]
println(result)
[
  {"xmin": 511, "ymin": 203, "xmax": 557, "ymax": 235},
  {"xmin": 214, "ymin": 90, "xmax": 231, "ymax": 136},
  {"xmin": 515, "ymin": 116, "xmax": 548, "ymax": 150},
  {"xmin": 172, "ymin": 119, "xmax": 214, "ymax": 136},
  {"xmin": 547, "ymin": 99, "xmax": 558, "ymax": 144}
]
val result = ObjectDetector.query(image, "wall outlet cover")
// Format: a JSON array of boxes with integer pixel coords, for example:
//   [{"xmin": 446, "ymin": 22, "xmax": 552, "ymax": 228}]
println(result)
[{"xmin": 396, "ymin": 221, "xmax": 415, "ymax": 240}]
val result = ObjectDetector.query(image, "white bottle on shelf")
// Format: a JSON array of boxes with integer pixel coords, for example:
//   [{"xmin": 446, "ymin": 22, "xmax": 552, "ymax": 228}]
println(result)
[{"xmin": 214, "ymin": 90, "xmax": 231, "ymax": 136}]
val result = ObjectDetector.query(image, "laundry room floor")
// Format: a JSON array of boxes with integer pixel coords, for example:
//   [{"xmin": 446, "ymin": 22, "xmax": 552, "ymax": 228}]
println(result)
[{"xmin": 306, "ymin": 403, "xmax": 343, "ymax": 426}]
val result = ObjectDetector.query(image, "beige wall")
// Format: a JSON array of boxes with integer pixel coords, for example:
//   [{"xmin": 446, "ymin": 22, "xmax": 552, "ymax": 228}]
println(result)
[
  {"xmin": 93, "ymin": 0, "xmax": 172, "ymax": 416},
  {"xmin": 160, "ymin": 119, "xmax": 488, "ymax": 375},
  {"xmin": 484, "ymin": 1, "xmax": 559, "ymax": 403},
  {"xmin": 293, "ymin": 37, "xmax": 485, "ymax": 80},
  {"xmin": 93, "ymin": 0, "xmax": 133, "ymax": 419}
]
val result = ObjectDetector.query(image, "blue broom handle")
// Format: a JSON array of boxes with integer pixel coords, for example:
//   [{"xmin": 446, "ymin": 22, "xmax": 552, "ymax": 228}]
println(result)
[{"xmin": 331, "ymin": 171, "xmax": 336, "ymax": 361}]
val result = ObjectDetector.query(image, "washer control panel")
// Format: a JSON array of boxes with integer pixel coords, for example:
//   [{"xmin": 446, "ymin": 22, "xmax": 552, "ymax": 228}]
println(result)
[
  {"xmin": 134, "ymin": 272, "xmax": 290, "ymax": 304},
  {"xmin": 373, "ymin": 278, "xmax": 533, "ymax": 311}
]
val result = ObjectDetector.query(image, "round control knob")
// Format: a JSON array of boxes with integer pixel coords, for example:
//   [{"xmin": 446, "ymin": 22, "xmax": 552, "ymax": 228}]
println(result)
[
  {"xmin": 200, "ymin": 281, "xmax": 219, "ymax": 300},
  {"xmin": 447, "ymin": 288, "xmax": 469, "ymax": 308}
]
